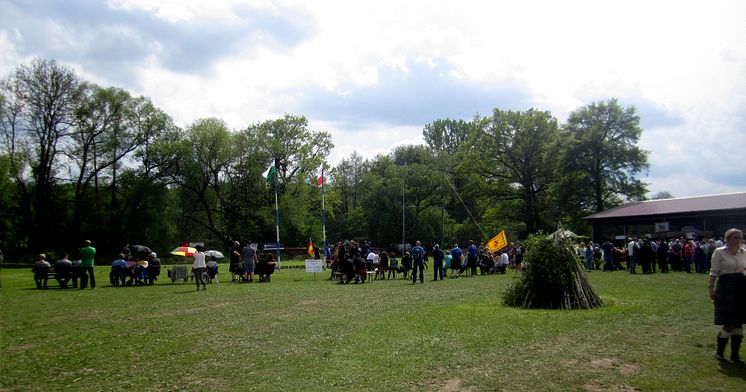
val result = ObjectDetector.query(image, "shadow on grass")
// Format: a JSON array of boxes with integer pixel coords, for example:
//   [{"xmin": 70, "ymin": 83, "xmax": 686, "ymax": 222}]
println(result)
[
  {"xmin": 173, "ymin": 289, "xmax": 204, "ymax": 294},
  {"xmin": 718, "ymin": 362, "xmax": 746, "ymax": 380},
  {"xmin": 19, "ymin": 286, "xmax": 80, "ymax": 291}
]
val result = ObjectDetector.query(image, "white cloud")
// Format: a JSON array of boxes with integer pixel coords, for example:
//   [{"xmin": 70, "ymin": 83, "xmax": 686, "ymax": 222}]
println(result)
[{"xmin": 2, "ymin": 0, "xmax": 746, "ymax": 198}]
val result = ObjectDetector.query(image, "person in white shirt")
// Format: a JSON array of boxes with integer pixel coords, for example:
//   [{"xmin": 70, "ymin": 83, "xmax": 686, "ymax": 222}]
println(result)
[
  {"xmin": 366, "ymin": 251, "xmax": 380, "ymax": 267},
  {"xmin": 708, "ymin": 229, "xmax": 746, "ymax": 363},
  {"xmin": 626, "ymin": 238, "xmax": 639, "ymax": 274},
  {"xmin": 192, "ymin": 245, "xmax": 207, "ymax": 291}
]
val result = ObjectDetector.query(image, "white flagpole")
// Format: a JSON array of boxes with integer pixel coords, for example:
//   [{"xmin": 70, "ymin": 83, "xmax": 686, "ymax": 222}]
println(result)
[
  {"xmin": 321, "ymin": 167, "xmax": 327, "ymax": 267},
  {"xmin": 274, "ymin": 159, "xmax": 281, "ymax": 269}
]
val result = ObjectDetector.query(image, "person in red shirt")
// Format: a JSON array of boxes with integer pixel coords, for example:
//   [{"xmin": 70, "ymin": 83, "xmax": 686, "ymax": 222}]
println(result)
[{"xmin": 682, "ymin": 240, "xmax": 694, "ymax": 273}]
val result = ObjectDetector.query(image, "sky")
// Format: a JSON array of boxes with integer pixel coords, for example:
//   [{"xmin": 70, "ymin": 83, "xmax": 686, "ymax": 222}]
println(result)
[{"xmin": 1, "ymin": 0, "xmax": 745, "ymax": 198}]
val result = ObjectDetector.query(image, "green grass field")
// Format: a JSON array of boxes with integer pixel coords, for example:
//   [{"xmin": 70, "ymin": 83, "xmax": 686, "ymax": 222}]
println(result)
[{"xmin": 1, "ymin": 265, "xmax": 744, "ymax": 391}]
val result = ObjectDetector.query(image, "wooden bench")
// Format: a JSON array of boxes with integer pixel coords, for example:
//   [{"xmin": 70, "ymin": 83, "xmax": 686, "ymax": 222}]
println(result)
[
  {"xmin": 34, "ymin": 267, "xmax": 73, "ymax": 288},
  {"xmin": 33, "ymin": 266, "xmax": 55, "ymax": 288}
]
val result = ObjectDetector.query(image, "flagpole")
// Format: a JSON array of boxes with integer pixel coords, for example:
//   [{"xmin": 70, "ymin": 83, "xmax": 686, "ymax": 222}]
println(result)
[
  {"xmin": 321, "ymin": 167, "xmax": 327, "ymax": 268},
  {"xmin": 274, "ymin": 158, "xmax": 281, "ymax": 269}
]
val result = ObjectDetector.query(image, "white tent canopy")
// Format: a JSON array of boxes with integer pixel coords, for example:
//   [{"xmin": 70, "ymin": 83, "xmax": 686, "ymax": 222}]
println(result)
[{"xmin": 546, "ymin": 228, "xmax": 580, "ymax": 240}]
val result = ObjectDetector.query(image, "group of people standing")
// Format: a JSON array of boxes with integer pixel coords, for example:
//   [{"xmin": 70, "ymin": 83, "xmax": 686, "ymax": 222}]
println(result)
[
  {"xmin": 229, "ymin": 240, "xmax": 258, "ymax": 283},
  {"xmin": 327, "ymin": 239, "xmax": 522, "ymax": 284},
  {"xmin": 578, "ymin": 236, "xmax": 726, "ymax": 274},
  {"xmin": 586, "ymin": 229, "xmax": 745, "ymax": 364},
  {"xmin": 31, "ymin": 240, "xmax": 96, "ymax": 289},
  {"xmin": 625, "ymin": 237, "xmax": 723, "ymax": 274}
]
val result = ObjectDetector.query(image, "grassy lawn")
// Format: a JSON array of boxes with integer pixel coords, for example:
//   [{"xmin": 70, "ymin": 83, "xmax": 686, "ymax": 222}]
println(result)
[{"xmin": 1, "ymin": 265, "xmax": 744, "ymax": 391}]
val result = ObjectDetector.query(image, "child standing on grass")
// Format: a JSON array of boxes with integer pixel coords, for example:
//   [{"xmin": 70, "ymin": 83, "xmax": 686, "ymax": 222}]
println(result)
[{"xmin": 193, "ymin": 245, "xmax": 207, "ymax": 291}]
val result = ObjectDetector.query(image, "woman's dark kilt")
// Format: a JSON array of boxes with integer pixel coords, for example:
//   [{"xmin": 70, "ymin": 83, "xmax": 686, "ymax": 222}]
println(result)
[{"xmin": 714, "ymin": 273, "xmax": 746, "ymax": 325}]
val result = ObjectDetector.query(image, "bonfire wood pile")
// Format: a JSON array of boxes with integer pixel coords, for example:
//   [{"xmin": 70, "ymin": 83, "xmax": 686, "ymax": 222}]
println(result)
[{"xmin": 503, "ymin": 224, "xmax": 604, "ymax": 310}]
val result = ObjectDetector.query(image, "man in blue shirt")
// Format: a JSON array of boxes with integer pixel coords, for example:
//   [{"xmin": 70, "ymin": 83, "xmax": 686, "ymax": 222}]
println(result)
[
  {"xmin": 411, "ymin": 240, "xmax": 425, "ymax": 284},
  {"xmin": 451, "ymin": 243, "xmax": 462, "ymax": 278},
  {"xmin": 467, "ymin": 240, "xmax": 478, "ymax": 276},
  {"xmin": 110, "ymin": 254, "xmax": 128, "ymax": 286}
]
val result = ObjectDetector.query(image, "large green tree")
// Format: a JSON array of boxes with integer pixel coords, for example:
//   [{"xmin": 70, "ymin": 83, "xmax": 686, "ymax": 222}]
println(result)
[
  {"xmin": 328, "ymin": 151, "xmax": 367, "ymax": 240},
  {"xmin": 164, "ymin": 118, "xmax": 237, "ymax": 243},
  {"xmin": 467, "ymin": 108, "xmax": 560, "ymax": 236},
  {"xmin": 556, "ymin": 98, "xmax": 649, "ymax": 219},
  {"xmin": 251, "ymin": 115, "xmax": 333, "ymax": 245},
  {"xmin": 110, "ymin": 97, "xmax": 176, "ymax": 248},
  {"xmin": 0, "ymin": 58, "xmax": 84, "ymax": 251},
  {"xmin": 393, "ymin": 145, "xmax": 452, "ymax": 246},
  {"xmin": 423, "ymin": 118, "xmax": 473, "ymax": 155},
  {"xmin": 68, "ymin": 85, "xmax": 147, "ymax": 241}
]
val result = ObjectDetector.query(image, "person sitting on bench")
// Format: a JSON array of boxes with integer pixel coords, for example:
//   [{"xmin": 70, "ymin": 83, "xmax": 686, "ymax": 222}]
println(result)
[
  {"xmin": 206, "ymin": 256, "xmax": 219, "ymax": 283},
  {"xmin": 55, "ymin": 253, "xmax": 73, "ymax": 288},
  {"xmin": 147, "ymin": 252, "xmax": 161, "ymax": 285},
  {"xmin": 494, "ymin": 250, "xmax": 509, "ymax": 274},
  {"xmin": 135, "ymin": 258, "xmax": 149, "ymax": 285},
  {"xmin": 110, "ymin": 254, "xmax": 128, "ymax": 286},
  {"xmin": 32, "ymin": 254, "xmax": 51, "ymax": 289}
]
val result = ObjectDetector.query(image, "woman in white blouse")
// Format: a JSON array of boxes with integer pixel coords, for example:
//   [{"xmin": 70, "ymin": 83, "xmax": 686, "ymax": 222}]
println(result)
[
  {"xmin": 708, "ymin": 228, "xmax": 746, "ymax": 363},
  {"xmin": 192, "ymin": 245, "xmax": 207, "ymax": 291}
]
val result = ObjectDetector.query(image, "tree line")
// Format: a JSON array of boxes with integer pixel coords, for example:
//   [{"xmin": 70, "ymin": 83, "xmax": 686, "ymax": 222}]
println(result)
[{"xmin": 0, "ymin": 58, "xmax": 648, "ymax": 260}]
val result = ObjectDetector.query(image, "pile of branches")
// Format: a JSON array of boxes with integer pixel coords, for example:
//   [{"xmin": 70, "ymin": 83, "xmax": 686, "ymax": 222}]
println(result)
[{"xmin": 503, "ymin": 225, "xmax": 603, "ymax": 309}]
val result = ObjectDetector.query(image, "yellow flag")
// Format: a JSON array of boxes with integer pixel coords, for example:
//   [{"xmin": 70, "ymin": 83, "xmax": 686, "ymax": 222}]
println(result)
[{"xmin": 485, "ymin": 230, "xmax": 508, "ymax": 252}]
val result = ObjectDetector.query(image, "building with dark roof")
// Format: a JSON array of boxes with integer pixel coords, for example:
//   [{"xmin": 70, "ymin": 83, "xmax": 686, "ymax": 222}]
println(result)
[{"xmin": 583, "ymin": 192, "xmax": 746, "ymax": 243}]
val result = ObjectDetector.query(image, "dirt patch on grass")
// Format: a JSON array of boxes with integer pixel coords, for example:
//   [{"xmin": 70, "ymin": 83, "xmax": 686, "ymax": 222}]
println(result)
[
  {"xmin": 441, "ymin": 379, "xmax": 475, "ymax": 392},
  {"xmin": 577, "ymin": 357, "xmax": 640, "ymax": 391},
  {"xmin": 589, "ymin": 357, "xmax": 640, "ymax": 376},
  {"xmin": 5, "ymin": 343, "xmax": 34, "ymax": 352},
  {"xmin": 560, "ymin": 359, "xmax": 579, "ymax": 367}
]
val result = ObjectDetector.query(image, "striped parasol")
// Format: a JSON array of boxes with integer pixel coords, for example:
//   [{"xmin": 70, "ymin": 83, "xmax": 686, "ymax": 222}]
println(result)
[{"xmin": 170, "ymin": 246, "xmax": 197, "ymax": 257}]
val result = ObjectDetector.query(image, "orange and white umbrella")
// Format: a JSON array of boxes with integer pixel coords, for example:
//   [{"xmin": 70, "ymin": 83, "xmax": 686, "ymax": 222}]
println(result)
[{"xmin": 170, "ymin": 246, "xmax": 197, "ymax": 257}]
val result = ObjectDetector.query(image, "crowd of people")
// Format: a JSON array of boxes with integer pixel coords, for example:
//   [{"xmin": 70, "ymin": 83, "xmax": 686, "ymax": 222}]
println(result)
[
  {"xmin": 573, "ymin": 231, "xmax": 745, "ymax": 364},
  {"xmin": 576, "ymin": 236, "xmax": 731, "ymax": 274},
  {"xmin": 26, "ymin": 228, "xmax": 746, "ymax": 365},
  {"xmin": 324, "ymin": 239, "xmax": 524, "ymax": 284},
  {"xmin": 31, "ymin": 239, "xmax": 277, "ymax": 290}
]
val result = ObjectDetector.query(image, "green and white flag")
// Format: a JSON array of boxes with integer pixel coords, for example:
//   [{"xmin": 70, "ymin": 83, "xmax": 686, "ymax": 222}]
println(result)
[{"xmin": 263, "ymin": 164, "xmax": 276, "ymax": 183}]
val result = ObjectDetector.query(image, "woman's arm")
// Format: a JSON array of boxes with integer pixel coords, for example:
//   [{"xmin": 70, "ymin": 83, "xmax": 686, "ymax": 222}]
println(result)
[{"xmin": 708, "ymin": 249, "xmax": 722, "ymax": 300}]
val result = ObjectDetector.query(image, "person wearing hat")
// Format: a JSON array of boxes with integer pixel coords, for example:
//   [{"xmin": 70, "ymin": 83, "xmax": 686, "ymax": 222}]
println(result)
[{"xmin": 431, "ymin": 244, "xmax": 444, "ymax": 281}]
